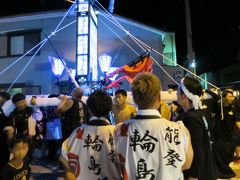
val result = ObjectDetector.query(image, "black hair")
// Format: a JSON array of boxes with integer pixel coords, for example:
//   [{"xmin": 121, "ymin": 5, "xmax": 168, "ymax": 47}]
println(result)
[
  {"xmin": 8, "ymin": 134, "xmax": 29, "ymax": 149},
  {"xmin": 12, "ymin": 93, "xmax": 26, "ymax": 104},
  {"xmin": 222, "ymin": 89, "xmax": 234, "ymax": 98},
  {"xmin": 48, "ymin": 94, "xmax": 59, "ymax": 98},
  {"xmin": 115, "ymin": 88, "xmax": 127, "ymax": 97},
  {"xmin": 0, "ymin": 91, "xmax": 11, "ymax": 100},
  {"xmin": 87, "ymin": 89, "xmax": 112, "ymax": 118},
  {"xmin": 180, "ymin": 76, "xmax": 203, "ymax": 97}
]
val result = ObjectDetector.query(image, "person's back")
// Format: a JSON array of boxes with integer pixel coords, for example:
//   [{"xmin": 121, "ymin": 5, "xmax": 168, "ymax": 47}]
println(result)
[
  {"xmin": 181, "ymin": 109, "xmax": 216, "ymax": 180},
  {"xmin": 177, "ymin": 76, "xmax": 217, "ymax": 180},
  {"xmin": 56, "ymin": 87, "xmax": 89, "ymax": 141},
  {"xmin": 60, "ymin": 90, "xmax": 121, "ymax": 180},
  {"xmin": 60, "ymin": 99, "xmax": 87, "ymax": 139},
  {"xmin": 114, "ymin": 72, "xmax": 193, "ymax": 180},
  {"xmin": 115, "ymin": 115, "xmax": 191, "ymax": 179},
  {"xmin": 62, "ymin": 124, "xmax": 121, "ymax": 179}
]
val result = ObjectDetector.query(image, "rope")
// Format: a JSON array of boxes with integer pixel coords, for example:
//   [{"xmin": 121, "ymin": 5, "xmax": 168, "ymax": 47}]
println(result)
[
  {"xmin": 98, "ymin": 11, "xmax": 178, "ymax": 84},
  {"xmin": 95, "ymin": 1, "xmax": 129, "ymax": 36},
  {"xmin": 151, "ymin": 56, "xmax": 179, "ymax": 85},
  {"xmin": 97, "ymin": 7, "xmax": 150, "ymax": 51},
  {"xmin": 99, "ymin": 18, "xmax": 139, "ymax": 56},
  {"xmin": 111, "ymin": 44, "xmax": 122, "ymax": 66},
  {"xmin": 6, "ymin": 10, "xmax": 77, "ymax": 91},
  {"xmin": 0, "ymin": 40, "xmax": 46, "ymax": 77},
  {"xmin": 133, "ymin": 35, "xmax": 220, "ymax": 89},
  {"xmin": 5, "ymin": 20, "xmax": 76, "ymax": 91},
  {"xmin": 45, "ymin": 34, "xmax": 80, "ymax": 88},
  {"xmin": 5, "ymin": 0, "xmax": 220, "ymax": 93},
  {"xmin": 96, "ymin": 2, "xmax": 219, "ymax": 89},
  {"xmin": 7, "ymin": 40, "xmax": 47, "ymax": 92},
  {"xmin": 99, "ymin": 12, "xmax": 149, "ymax": 51},
  {"xmin": 99, "ymin": 0, "xmax": 224, "ymax": 120},
  {"xmin": 0, "ymin": 6, "xmax": 77, "ymax": 77},
  {"xmin": 53, "ymin": 3, "xmax": 75, "ymax": 33},
  {"xmin": 128, "ymin": 33, "xmax": 150, "ymax": 51}
]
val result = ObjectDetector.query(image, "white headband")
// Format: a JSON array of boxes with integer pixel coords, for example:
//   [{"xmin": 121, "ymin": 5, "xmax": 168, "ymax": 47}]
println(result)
[{"xmin": 180, "ymin": 78, "xmax": 203, "ymax": 110}]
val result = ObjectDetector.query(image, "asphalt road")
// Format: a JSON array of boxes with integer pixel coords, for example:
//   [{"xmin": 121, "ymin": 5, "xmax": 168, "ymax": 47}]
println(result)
[{"xmin": 30, "ymin": 158, "xmax": 64, "ymax": 180}]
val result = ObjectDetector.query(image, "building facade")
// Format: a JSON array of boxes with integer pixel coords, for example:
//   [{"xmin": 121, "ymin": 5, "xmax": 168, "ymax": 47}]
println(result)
[{"xmin": 0, "ymin": 9, "xmax": 179, "ymax": 95}]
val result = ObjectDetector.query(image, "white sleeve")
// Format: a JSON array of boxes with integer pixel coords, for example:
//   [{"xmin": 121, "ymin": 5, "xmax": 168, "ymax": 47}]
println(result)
[
  {"xmin": 2, "ymin": 100, "xmax": 15, "ymax": 117},
  {"xmin": 32, "ymin": 107, "xmax": 43, "ymax": 121}
]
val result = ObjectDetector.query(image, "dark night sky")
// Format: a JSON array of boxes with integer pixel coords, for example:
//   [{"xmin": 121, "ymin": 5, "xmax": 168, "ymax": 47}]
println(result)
[{"xmin": 0, "ymin": 0, "xmax": 239, "ymax": 74}]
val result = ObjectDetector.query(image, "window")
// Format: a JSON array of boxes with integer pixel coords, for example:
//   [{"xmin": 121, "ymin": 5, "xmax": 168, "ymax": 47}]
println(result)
[
  {"xmin": 0, "ymin": 30, "xmax": 41, "ymax": 57},
  {"xmin": 0, "ymin": 36, "xmax": 7, "ymax": 57},
  {"xmin": 24, "ymin": 32, "xmax": 41, "ymax": 54},
  {"xmin": 10, "ymin": 36, "xmax": 24, "ymax": 55},
  {"xmin": 0, "ymin": 83, "xmax": 41, "ymax": 95}
]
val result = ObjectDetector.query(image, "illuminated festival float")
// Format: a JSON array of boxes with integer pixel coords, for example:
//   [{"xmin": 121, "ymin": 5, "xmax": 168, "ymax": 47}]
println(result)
[{"xmin": 0, "ymin": 0, "xmax": 223, "ymax": 114}]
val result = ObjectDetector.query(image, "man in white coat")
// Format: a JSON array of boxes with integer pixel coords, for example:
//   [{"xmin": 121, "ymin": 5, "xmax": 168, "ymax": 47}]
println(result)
[{"xmin": 114, "ymin": 72, "xmax": 193, "ymax": 180}]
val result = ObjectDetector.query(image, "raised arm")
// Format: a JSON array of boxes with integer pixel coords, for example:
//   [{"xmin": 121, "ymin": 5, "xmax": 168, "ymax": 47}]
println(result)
[{"xmin": 55, "ymin": 95, "xmax": 73, "ymax": 115}]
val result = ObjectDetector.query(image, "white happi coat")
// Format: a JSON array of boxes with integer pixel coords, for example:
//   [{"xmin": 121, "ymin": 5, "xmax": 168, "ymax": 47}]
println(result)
[
  {"xmin": 114, "ymin": 109, "xmax": 189, "ymax": 180},
  {"xmin": 61, "ymin": 117, "xmax": 121, "ymax": 180}
]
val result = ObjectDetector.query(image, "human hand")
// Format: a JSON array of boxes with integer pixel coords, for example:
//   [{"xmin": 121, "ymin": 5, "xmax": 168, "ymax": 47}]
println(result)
[
  {"xmin": 65, "ymin": 171, "xmax": 76, "ymax": 180},
  {"xmin": 59, "ymin": 95, "xmax": 70, "ymax": 102},
  {"xmin": 4, "ymin": 126, "xmax": 15, "ymax": 139},
  {"xmin": 168, "ymin": 88, "xmax": 173, "ymax": 94},
  {"xmin": 30, "ymin": 96, "xmax": 37, "ymax": 105}
]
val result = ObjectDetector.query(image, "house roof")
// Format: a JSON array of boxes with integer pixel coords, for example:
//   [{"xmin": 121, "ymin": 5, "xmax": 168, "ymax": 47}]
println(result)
[{"xmin": 0, "ymin": 9, "xmax": 172, "ymax": 39}]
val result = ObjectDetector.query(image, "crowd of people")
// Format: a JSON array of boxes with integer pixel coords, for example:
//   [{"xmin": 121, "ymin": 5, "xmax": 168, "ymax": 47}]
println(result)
[{"xmin": 0, "ymin": 72, "xmax": 240, "ymax": 180}]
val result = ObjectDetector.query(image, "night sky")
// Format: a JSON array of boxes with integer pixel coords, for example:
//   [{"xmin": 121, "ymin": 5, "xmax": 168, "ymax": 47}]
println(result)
[{"xmin": 0, "ymin": 0, "xmax": 239, "ymax": 74}]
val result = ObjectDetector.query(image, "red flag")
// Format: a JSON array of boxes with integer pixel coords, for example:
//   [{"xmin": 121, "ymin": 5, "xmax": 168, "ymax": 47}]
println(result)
[{"xmin": 106, "ymin": 56, "xmax": 153, "ymax": 89}]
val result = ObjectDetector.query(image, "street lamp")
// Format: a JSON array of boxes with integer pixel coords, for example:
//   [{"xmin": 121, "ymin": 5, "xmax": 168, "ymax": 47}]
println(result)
[
  {"xmin": 98, "ymin": 54, "xmax": 112, "ymax": 89},
  {"xmin": 98, "ymin": 54, "xmax": 112, "ymax": 74},
  {"xmin": 190, "ymin": 59, "xmax": 196, "ymax": 75},
  {"xmin": 48, "ymin": 56, "xmax": 65, "ymax": 78},
  {"xmin": 184, "ymin": 57, "xmax": 197, "ymax": 76}
]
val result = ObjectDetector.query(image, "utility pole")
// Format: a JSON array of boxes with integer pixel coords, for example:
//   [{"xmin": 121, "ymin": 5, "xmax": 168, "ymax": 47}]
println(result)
[{"xmin": 185, "ymin": 0, "xmax": 196, "ymax": 75}]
